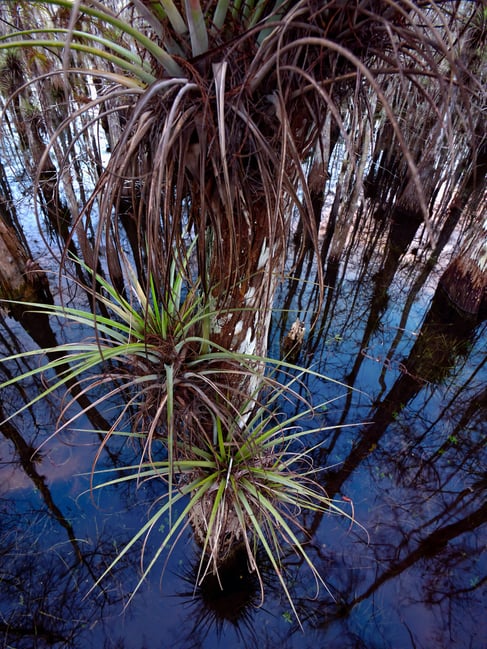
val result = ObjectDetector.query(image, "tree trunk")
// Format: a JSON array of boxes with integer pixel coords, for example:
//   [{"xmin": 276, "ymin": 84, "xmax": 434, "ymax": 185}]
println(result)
[
  {"xmin": 0, "ymin": 219, "xmax": 58, "ymax": 344},
  {"xmin": 439, "ymin": 216, "xmax": 487, "ymax": 319},
  {"xmin": 0, "ymin": 219, "xmax": 52, "ymax": 306}
]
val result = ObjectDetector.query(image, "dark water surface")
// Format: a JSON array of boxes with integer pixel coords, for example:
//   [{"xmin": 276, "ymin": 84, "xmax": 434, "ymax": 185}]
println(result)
[{"xmin": 1, "ymin": 220, "xmax": 486, "ymax": 649}]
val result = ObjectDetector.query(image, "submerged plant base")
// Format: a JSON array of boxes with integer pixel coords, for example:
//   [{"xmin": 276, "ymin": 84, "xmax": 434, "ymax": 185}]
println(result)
[
  {"xmin": 198, "ymin": 543, "xmax": 259, "ymax": 623},
  {"xmin": 179, "ymin": 543, "xmax": 263, "ymax": 641}
]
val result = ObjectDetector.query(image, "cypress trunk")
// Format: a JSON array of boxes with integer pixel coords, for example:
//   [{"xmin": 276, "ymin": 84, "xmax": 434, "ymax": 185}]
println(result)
[{"xmin": 439, "ymin": 217, "xmax": 487, "ymax": 319}]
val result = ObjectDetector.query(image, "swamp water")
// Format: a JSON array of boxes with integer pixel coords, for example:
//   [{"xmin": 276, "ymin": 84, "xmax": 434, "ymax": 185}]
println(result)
[{"xmin": 0, "ymin": 215, "xmax": 486, "ymax": 649}]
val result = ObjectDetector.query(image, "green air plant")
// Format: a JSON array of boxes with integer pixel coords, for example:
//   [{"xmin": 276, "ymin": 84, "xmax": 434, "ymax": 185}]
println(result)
[
  {"xmin": 86, "ymin": 390, "xmax": 363, "ymax": 625},
  {"xmin": 0, "ymin": 250, "xmax": 244, "ymax": 466}
]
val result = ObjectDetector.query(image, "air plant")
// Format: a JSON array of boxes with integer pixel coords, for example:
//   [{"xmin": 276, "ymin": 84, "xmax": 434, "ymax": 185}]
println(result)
[
  {"xmin": 82, "ymin": 363, "xmax": 364, "ymax": 626},
  {"xmin": 0, "ymin": 247, "xmax": 240, "ymax": 466}
]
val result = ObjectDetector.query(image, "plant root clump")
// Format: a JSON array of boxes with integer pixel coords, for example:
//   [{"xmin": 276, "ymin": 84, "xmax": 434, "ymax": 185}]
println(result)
[{"xmin": 189, "ymin": 491, "xmax": 245, "ymax": 563}]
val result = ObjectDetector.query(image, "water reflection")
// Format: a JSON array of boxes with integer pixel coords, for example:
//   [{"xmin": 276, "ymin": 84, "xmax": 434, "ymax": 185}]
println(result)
[
  {"xmin": 175, "ymin": 545, "xmax": 265, "ymax": 647},
  {"xmin": 269, "ymin": 217, "xmax": 486, "ymax": 647},
  {"xmin": 1, "ymin": 212, "xmax": 486, "ymax": 648}
]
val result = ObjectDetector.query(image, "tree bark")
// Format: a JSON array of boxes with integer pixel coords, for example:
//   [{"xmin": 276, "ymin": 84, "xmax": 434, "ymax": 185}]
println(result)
[
  {"xmin": 0, "ymin": 218, "xmax": 58, "ymax": 345},
  {"xmin": 439, "ymin": 215, "xmax": 487, "ymax": 319}
]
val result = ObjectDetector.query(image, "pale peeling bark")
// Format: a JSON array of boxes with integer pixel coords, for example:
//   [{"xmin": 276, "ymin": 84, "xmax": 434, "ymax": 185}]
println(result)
[
  {"xmin": 211, "ymin": 237, "xmax": 281, "ymax": 357},
  {"xmin": 209, "ymin": 232, "xmax": 284, "ymax": 411},
  {"xmin": 439, "ymin": 215, "xmax": 487, "ymax": 317},
  {"xmin": 208, "ymin": 183, "xmax": 289, "ymax": 363}
]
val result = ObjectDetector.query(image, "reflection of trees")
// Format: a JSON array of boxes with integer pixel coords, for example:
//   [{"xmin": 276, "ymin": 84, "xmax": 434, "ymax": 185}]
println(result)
[
  {"xmin": 0, "ymin": 387, "xmax": 155, "ymax": 647},
  {"xmin": 0, "ymin": 476, "xmax": 174, "ymax": 649},
  {"xmin": 412, "ymin": 385, "xmax": 486, "ymax": 480},
  {"xmin": 0, "ymin": 399, "xmax": 122, "ymax": 647},
  {"xmin": 345, "ymin": 493, "xmax": 486, "ymax": 606},
  {"xmin": 270, "ymin": 219, "xmax": 487, "ymax": 648},
  {"xmin": 308, "ymin": 254, "xmax": 486, "ymax": 490},
  {"xmin": 0, "ymin": 495, "xmax": 122, "ymax": 648},
  {"xmin": 298, "ymin": 419, "xmax": 485, "ymax": 647},
  {"xmin": 309, "ymin": 480, "xmax": 487, "ymax": 648},
  {"xmin": 1, "ymin": 404, "xmax": 83, "ymax": 562}
]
